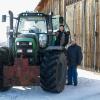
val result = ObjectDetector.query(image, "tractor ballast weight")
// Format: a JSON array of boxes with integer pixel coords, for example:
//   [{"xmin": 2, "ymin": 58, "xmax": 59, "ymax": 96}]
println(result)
[{"xmin": 0, "ymin": 11, "xmax": 68, "ymax": 93}]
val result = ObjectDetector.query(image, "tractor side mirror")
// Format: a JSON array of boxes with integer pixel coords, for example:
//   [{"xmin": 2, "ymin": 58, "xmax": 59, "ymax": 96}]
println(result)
[{"xmin": 2, "ymin": 15, "xmax": 7, "ymax": 22}]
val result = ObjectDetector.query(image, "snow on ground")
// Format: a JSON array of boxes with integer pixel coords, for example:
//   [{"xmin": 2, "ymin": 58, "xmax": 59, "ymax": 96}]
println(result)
[{"xmin": 0, "ymin": 69, "xmax": 100, "ymax": 100}]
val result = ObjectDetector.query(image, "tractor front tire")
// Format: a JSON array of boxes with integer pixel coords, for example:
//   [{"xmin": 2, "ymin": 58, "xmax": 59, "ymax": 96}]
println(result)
[{"xmin": 40, "ymin": 51, "xmax": 67, "ymax": 93}]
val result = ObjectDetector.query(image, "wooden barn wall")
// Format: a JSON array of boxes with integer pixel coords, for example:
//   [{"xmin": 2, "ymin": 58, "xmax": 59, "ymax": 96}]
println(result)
[
  {"xmin": 36, "ymin": 0, "xmax": 100, "ymax": 72},
  {"xmin": 36, "ymin": 0, "xmax": 65, "ymax": 16},
  {"xmin": 66, "ymin": 0, "xmax": 100, "ymax": 71}
]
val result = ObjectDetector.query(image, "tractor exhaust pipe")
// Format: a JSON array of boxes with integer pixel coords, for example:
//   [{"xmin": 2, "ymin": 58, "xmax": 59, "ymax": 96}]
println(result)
[
  {"xmin": 9, "ymin": 10, "xmax": 13, "ymax": 31},
  {"xmin": 8, "ymin": 10, "xmax": 14, "ymax": 49}
]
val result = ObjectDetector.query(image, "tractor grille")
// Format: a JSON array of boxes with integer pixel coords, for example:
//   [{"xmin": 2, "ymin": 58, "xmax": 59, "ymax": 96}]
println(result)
[
  {"xmin": 16, "ymin": 41, "xmax": 33, "ymax": 57},
  {"xmin": 20, "ymin": 41, "xmax": 29, "ymax": 46},
  {"xmin": 16, "ymin": 41, "xmax": 32, "ymax": 48}
]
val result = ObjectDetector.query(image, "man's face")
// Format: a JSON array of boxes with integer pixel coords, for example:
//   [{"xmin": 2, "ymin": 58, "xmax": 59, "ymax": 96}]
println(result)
[
  {"xmin": 59, "ymin": 26, "xmax": 64, "ymax": 31},
  {"xmin": 71, "ymin": 39, "xmax": 76, "ymax": 45}
]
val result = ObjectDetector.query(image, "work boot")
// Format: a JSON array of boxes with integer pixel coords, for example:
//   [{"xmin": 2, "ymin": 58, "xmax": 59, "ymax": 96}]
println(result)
[
  {"xmin": 74, "ymin": 83, "xmax": 77, "ymax": 86},
  {"xmin": 66, "ymin": 83, "xmax": 72, "ymax": 85}
]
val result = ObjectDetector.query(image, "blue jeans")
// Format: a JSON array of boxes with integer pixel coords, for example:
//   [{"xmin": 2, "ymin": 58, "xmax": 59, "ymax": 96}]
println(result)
[{"xmin": 68, "ymin": 65, "xmax": 78, "ymax": 85}]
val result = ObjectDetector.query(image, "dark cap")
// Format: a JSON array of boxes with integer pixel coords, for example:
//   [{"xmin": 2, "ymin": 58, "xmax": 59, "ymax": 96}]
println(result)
[{"xmin": 59, "ymin": 25, "xmax": 64, "ymax": 27}]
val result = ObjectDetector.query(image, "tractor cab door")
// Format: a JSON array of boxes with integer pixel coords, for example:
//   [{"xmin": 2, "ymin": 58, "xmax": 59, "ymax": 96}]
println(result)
[
  {"xmin": 51, "ymin": 15, "xmax": 70, "ymax": 45},
  {"xmin": 52, "ymin": 15, "xmax": 70, "ymax": 33}
]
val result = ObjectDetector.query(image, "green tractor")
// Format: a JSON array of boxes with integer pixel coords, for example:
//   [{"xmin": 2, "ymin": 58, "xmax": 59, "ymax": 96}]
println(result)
[{"xmin": 0, "ymin": 11, "xmax": 68, "ymax": 93}]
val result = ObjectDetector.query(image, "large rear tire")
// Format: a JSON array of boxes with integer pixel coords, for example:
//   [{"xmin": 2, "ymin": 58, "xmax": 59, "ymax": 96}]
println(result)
[
  {"xmin": 40, "ymin": 50, "xmax": 67, "ymax": 93},
  {"xmin": 1, "ymin": 47, "xmax": 14, "ymax": 66},
  {"xmin": 0, "ymin": 63, "xmax": 11, "ymax": 92},
  {"xmin": 0, "ymin": 47, "xmax": 13, "ymax": 92}
]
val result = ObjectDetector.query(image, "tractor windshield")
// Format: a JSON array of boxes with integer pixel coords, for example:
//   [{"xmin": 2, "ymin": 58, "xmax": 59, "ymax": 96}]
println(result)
[{"xmin": 18, "ymin": 16, "xmax": 47, "ymax": 34}]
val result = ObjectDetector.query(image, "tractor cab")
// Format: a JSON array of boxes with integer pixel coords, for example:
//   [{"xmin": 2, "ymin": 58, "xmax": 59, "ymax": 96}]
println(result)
[
  {"xmin": 17, "ymin": 13, "xmax": 48, "ymax": 34},
  {"xmin": 15, "ymin": 12, "xmax": 50, "ymax": 58}
]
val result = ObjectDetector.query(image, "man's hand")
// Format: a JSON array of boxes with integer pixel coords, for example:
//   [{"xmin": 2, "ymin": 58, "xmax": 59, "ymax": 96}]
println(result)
[{"xmin": 54, "ymin": 32, "xmax": 59, "ymax": 37}]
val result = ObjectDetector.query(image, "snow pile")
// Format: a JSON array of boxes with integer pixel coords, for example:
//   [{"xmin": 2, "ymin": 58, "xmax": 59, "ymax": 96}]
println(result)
[{"xmin": 0, "ymin": 69, "xmax": 100, "ymax": 100}]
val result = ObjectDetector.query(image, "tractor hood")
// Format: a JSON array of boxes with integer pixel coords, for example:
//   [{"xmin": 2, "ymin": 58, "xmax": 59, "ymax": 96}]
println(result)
[
  {"xmin": 16, "ymin": 32, "xmax": 47, "ymax": 48},
  {"xmin": 17, "ymin": 33, "xmax": 38, "ymax": 39},
  {"xmin": 15, "ymin": 33, "xmax": 39, "ymax": 58}
]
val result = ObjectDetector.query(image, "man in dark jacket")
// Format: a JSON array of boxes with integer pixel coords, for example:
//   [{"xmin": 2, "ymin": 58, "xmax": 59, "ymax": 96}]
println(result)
[
  {"xmin": 66, "ymin": 38, "xmax": 83, "ymax": 86},
  {"xmin": 55, "ymin": 25, "xmax": 70, "ymax": 46}
]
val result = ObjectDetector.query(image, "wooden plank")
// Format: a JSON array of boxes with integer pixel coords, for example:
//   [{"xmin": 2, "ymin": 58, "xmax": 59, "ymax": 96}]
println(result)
[{"xmin": 96, "ymin": 0, "xmax": 100, "ymax": 71}]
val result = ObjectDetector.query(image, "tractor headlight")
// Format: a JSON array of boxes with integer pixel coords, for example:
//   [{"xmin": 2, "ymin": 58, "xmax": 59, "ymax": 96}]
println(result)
[
  {"xmin": 27, "ymin": 49, "xmax": 33, "ymax": 53},
  {"xmin": 39, "ymin": 34, "xmax": 47, "ymax": 47},
  {"xmin": 29, "ymin": 42, "xmax": 32, "ymax": 45},
  {"xmin": 16, "ymin": 42, "xmax": 19, "ymax": 45},
  {"xmin": 17, "ymin": 49, "xmax": 22, "ymax": 53}
]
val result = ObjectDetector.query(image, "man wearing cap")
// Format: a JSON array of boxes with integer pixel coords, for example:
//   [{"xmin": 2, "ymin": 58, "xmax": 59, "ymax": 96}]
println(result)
[
  {"xmin": 55, "ymin": 25, "xmax": 70, "ymax": 46},
  {"xmin": 66, "ymin": 38, "xmax": 83, "ymax": 86}
]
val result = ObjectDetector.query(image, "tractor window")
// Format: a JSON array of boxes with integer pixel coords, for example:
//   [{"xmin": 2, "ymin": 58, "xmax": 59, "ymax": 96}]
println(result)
[
  {"xmin": 52, "ymin": 17, "xmax": 59, "ymax": 32},
  {"xmin": 18, "ymin": 16, "xmax": 47, "ymax": 34},
  {"xmin": 52, "ymin": 15, "xmax": 69, "ymax": 32}
]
